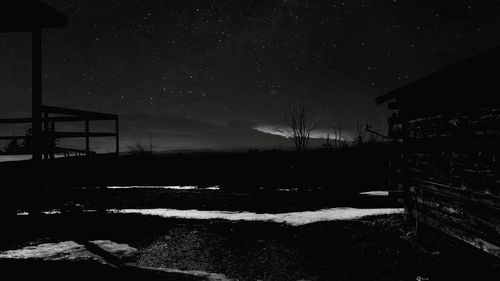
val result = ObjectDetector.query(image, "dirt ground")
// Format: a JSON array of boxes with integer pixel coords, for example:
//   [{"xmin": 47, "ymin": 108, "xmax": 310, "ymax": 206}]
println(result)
[{"xmin": 1, "ymin": 213, "xmax": 499, "ymax": 281}]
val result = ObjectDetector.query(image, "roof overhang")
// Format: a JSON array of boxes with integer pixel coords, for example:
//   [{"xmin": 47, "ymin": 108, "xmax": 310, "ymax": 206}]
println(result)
[
  {"xmin": 0, "ymin": 1, "xmax": 68, "ymax": 33},
  {"xmin": 375, "ymin": 47, "xmax": 500, "ymax": 108}
]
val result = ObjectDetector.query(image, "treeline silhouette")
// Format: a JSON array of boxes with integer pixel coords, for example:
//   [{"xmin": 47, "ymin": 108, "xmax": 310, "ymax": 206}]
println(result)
[
  {"xmin": 1, "ymin": 129, "xmax": 32, "ymax": 155},
  {"xmin": 0, "ymin": 142, "xmax": 395, "ymax": 216},
  {"xmin": 1, "ymin": 128, "xmax": 59, "ymax": 155},
  {"xmin": 1, "ymin": 143, "xmax": 393, "ymax": 190}
]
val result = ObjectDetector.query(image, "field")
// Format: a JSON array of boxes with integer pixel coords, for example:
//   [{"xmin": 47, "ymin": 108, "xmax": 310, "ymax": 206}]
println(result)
[
  {"xmin": 0, "ymin": 149, "xmax": 499, "ymax": 280},
  {"xmin": 1, "ymin": 186, "xmax": 499, "ymax": 280}
]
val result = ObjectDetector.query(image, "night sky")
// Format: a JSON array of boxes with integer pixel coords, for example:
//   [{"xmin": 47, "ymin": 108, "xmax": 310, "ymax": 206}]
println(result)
[{"xmin": 2, "ymin": 0, "xmax": 500, "ymax": 152}]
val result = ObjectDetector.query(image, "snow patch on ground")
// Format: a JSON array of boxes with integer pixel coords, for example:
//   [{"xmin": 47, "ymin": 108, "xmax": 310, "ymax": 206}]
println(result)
[
  {"xmin": 0, "ymin": 240, "xmax": 137, "ymax": 263},
  {"xmin": 91, "ymin": 240, "xmax": 138, "ymax": 259},
  {"xmin": 107, "ymin": 185, "xmax": 221, "ymax": 190},
  {"xmin": 110, "ymin": 207, "xmax": 404, "ymax": 226},
  {"xmin": 359, "ymin": 191, "xmax": 390, "ymax": 196},
  {"xmin": 0, "ymin": 241, "xmax": 232, "ymax": 280},
  {"xmin": 151, "ymin": 268, "xmax": 233, "ymax": 281},
  {"xmin": 0, "ymin": 241, "xmax": 95, "ymax": 261}
]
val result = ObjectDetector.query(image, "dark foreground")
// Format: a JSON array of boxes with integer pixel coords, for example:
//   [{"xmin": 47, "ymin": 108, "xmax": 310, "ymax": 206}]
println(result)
[
  {"xmin": 0, "ymin": 146, "xmax": 393, "ymax": 190},
  {"xmin": 1, "ymin": 213, "xmax": 499, "ymax": 281}
]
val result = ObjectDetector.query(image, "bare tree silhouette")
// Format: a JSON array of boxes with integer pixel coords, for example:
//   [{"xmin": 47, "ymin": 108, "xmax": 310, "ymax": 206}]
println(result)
[
  {"xmin": 353, "ymin": 120, "xmax": 378, "ymax": 146},
  {"xmin": 127, "ymin": 142, "xmax": 152, "ymax": 156},
  {"xmin": 280, "ymin": 97, "xmax": 319, "ymax": 152},
  {"xmin": 331, "ymin": 122, "xmax": 346, "ymax": 148}
]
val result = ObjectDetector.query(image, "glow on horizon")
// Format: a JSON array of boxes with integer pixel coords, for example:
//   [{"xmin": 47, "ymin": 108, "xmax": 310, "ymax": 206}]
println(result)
[{"xmin": 253, "ymin": 125, "xmax": 352, "ymax": 141}]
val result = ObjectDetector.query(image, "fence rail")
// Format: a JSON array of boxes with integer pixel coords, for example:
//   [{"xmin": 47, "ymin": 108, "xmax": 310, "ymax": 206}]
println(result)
[{"xmin": 0, "ymin": 105, "xmax": 119, "ymax": 159}]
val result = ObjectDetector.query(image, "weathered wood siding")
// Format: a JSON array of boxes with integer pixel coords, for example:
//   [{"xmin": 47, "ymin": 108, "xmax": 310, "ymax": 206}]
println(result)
[{"xmin": 391, "ymin": 107, "xmax": 500, "ymax": 257}]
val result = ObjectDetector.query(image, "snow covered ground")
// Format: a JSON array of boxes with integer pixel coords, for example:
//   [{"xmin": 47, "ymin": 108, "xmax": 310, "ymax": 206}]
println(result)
[
  {"xmin": 359, "ymin": 191, "xmax": 390, "ymax": 196},
  {"xmin": 0, "ymin": 240, "xmax": 137, "ymax": 263},
  {"xmin": 110, "ymin": 207, "xmax": 404, "ymax": 226},
  {"xmin": 107, "ymin": 185, "xmax": 221, "ymax": 190},
  {"xmin": 0, "ymin": 240, "xmax": 232, "ymax": 280}
]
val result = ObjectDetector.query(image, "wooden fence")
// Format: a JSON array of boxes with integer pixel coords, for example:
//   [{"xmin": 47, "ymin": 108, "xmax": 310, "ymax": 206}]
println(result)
[{"xmin": 0, "ymin": 105, "xmax": 119, "ymax": 159}]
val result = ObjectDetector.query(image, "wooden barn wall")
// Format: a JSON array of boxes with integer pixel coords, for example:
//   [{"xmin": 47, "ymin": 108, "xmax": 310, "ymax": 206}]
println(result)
[{"xmin": 392, "ymin": 107, "xmax": 500, "ymax": 257}]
